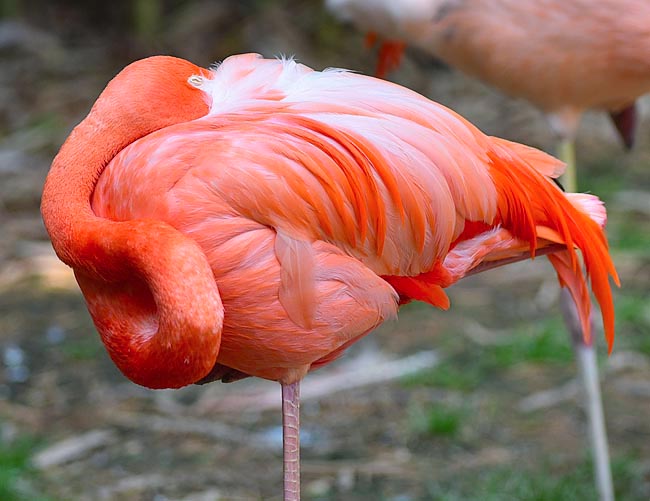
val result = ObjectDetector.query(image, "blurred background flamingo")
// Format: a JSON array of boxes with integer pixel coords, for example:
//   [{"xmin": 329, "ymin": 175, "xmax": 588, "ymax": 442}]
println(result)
[
  {"xmin": 326, "ymin": 1, "xmax": 650, "ymax": 498},
  {"xmin": 2, "ymin": 2, "xmax": 650, "ymax": 500}
]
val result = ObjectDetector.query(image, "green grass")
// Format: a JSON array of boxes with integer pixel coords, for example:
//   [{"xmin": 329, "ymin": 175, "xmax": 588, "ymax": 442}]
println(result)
[
  {"xmin": 427, "ymin": 455, "xmax": 645, "ymax": 501},
  {"xmin": 403, "ymin": 361, "xmax": 483, "ymax": 392},
  {"xmin": 608, "ymin": 216, "xmax": 650, "ymax": 253},
  {"xmin": 0, "ymin": 434, "xmax": 50, "ymax": 501},
  {"xmin": 409, "ymin": 403, "xmax": 465, "ymax": 438},
  {"xmin": 403, "ymin": 316, "xmax": 573, "ymax": 392},
  {"xmin": 426, "ymin": 407, "xmax": 463, "ymax": 437},
  {"xmin": 487, "ymin": 317, "xmax": 573, "ymax": 366},
  {"xmin": 61, "ymin": 337, "xmax": 102, "ymax": 361},
  {"xmin": 614, "ymin": 293, "xmax": 650, "ymax": 356},
  {"xmin": 617, "ymin": 294, "xmax": 650, "ymax": 327}
]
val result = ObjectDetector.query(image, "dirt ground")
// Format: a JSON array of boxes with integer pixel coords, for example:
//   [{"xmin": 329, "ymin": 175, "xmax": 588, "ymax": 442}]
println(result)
[{"xmin": 1, "ymin": 2, "xmax": 649, "ymax": 500}]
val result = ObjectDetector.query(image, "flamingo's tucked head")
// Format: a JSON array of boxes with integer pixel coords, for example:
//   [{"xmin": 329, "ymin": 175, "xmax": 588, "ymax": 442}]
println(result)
[
  {"xmin": 42, "ymin": 56, "xmax": 223, "ymax": 390},
  {"xmin": 90, "ymin": 56, "xmax": 213, "ymax": 139}
]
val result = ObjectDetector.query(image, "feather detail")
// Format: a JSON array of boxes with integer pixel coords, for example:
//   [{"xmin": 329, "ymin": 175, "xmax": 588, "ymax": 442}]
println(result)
[
  {"xmin": 490, "ymin": 136, "xmax": 566, "ymax": 178},
  {"xmin": 547, "ymin": 251, "xmax": 594, "ymax": 345},
  {"xmin": 565, "ymin": 192, "xmax": 607, "ymax": 227},
  {"xmin": 383, "ymin": 274, "xmax": 450, "ymax": 310},
  {"xmin": 274, "ymin": 231, "xmax": 317, "ymax": 330}
]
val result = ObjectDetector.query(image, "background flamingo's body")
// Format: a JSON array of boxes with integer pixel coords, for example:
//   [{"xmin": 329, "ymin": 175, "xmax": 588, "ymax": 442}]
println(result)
[
  {"xmin": 328, "ymin": 0, "xmax": 650, "ymax": 141},
  {"xmin": 43, "ymin": 54, "xmax": 617, "ymax": 391}
]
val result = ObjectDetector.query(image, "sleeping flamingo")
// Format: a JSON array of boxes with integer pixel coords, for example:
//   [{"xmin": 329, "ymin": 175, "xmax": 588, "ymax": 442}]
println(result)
[
  {"xmin": 326, "ymin": 1, "xmax": 649, "ymax": 497},
  {"xmin": 41, "ymin": 54, "xmax": 619, "ymax": 500}
]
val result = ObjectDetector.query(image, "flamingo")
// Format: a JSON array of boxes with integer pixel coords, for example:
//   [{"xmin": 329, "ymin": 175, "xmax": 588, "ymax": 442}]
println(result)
[
  {"xmin": 41, "ymin": 54, "xmax": 619, "ymax": 501},
  {"xmin": 326, "ymin": 1, "xmax": 649, "ymax": 497}
]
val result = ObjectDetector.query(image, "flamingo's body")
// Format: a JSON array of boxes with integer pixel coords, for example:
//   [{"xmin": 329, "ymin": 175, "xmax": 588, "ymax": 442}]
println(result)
[
  {"xmin": 41, "ymin": 54, "xmax": 618, "ymax": 498},
  {"xmin": 328, "ymin": 0, "xmax": 650, "ymax": 143}
]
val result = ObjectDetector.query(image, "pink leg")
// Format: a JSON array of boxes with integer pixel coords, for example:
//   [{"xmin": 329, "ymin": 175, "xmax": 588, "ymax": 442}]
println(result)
[
  {"xmin": 282, "ymin": 381, "xmax": 300, "ymax": 501},
  {"xmin": 559, "ymin": 289, "xmax": 614, "ymax": 501}
]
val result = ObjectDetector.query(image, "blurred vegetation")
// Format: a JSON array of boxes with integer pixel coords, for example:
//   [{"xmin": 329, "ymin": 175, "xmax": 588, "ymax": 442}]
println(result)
[
  {"xmin": 427, "ymin": 455, "xmax": 645, "ymax": 501},
  {"xmin": 407, "ymin": 399, "xmax": 467, "ymax": 439},
  {"xmin": 0, "ymin": 434, "xmax": 49, "ymax": 501},
  {"xmin": 403, "ymin": 317, "xmax": 573, "ymax": 392}
]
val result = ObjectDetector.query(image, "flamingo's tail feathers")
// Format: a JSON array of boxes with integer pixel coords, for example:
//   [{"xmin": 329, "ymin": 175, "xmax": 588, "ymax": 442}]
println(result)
[
  {"xmin": 488, "ymin": 143, "xmax": 619, "ymax": 352},
  {"xmin": 565, "ymin": 192, "xmax": 607, "ymax": 228},
  {"xmin": 547, "ymin": 250, "xmax": 594, "ymax": 345},
  {"xmin": 490, "ymin": 137, "xmax": 565, "ymax": 179}
]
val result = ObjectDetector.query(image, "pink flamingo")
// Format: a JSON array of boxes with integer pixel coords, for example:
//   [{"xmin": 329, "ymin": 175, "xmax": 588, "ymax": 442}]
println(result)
[{"xmin": 41, "ymin": 54, "xmax": 618, "ymax": 500}]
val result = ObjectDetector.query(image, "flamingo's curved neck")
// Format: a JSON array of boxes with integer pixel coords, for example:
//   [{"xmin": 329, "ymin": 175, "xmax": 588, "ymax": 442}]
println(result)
[{"xmin": 40, "ymin": 56, "xmax": 223, "ymax": 389}]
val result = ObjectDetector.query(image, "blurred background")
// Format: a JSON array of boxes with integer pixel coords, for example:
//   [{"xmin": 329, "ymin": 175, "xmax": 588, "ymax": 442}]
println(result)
[{"xmin": 1, "ymin": 1, "xmax": 649, "ymax": 499}]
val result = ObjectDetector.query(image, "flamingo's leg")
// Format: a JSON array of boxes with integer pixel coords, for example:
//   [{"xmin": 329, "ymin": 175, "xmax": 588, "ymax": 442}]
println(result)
[
  {"xmin": 560, "ymin": 288, "xmax": 614, "ymax": 501},
  {"xmin": 282, "ymin": 381, "xmax": 301, "ymax": 501}
]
